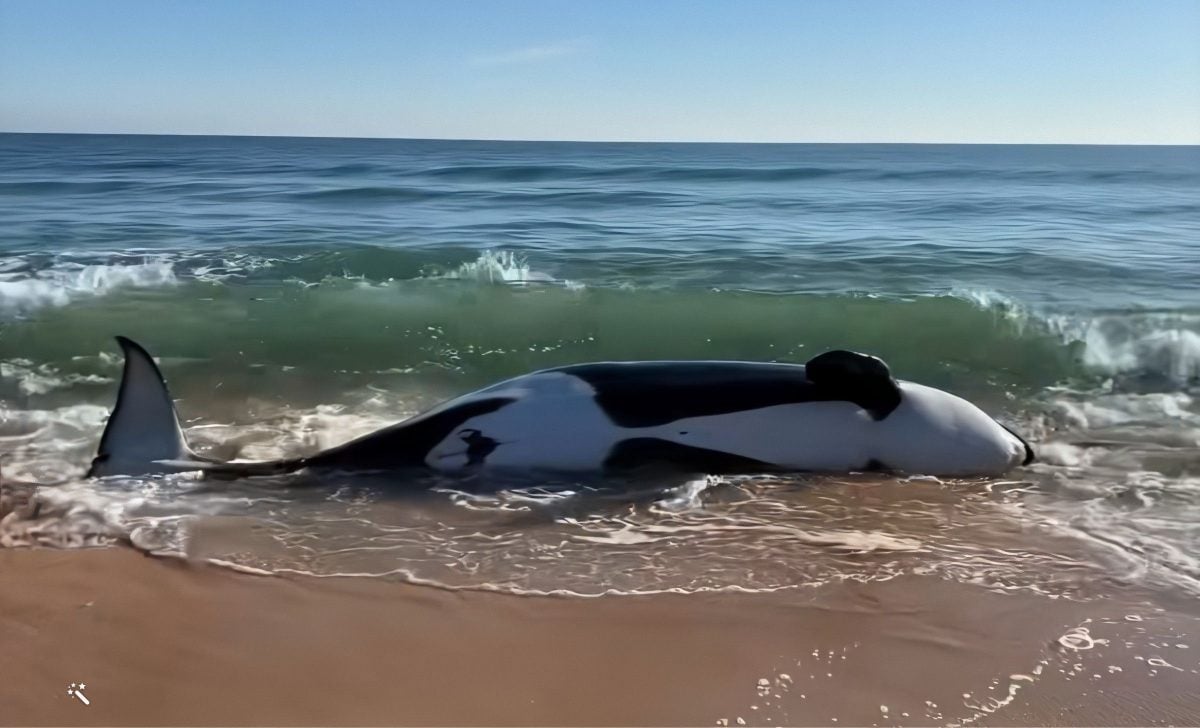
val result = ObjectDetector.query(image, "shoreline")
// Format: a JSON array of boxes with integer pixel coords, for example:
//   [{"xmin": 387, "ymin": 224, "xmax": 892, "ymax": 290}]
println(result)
[{"xmin": 2, "ymin": 547, "xmax": 1198, "ymax": 726}]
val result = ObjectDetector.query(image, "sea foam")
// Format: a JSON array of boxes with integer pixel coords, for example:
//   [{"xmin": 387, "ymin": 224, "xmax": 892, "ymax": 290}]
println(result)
[{"xmin": 0, "ymin": 259, "xmax": 177, "ymax": 316}]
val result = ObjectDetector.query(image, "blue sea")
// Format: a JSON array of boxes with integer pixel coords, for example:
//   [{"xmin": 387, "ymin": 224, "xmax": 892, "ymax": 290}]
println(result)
[{"xmin": 1, "ymin": 133, "xmax": 1198, "ymax": 600}]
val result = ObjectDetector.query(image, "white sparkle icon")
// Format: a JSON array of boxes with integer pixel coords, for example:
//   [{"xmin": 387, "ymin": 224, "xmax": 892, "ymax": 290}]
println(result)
[{"xmin": 67, "ymin": 682, "xmax": 90, "ymax": 706}]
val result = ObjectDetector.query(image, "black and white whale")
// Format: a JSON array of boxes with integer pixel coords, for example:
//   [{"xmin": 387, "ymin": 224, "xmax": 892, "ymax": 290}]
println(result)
[{"xmin": 87, "ymin": 336, "xmax": 1034, "ymax": 480}]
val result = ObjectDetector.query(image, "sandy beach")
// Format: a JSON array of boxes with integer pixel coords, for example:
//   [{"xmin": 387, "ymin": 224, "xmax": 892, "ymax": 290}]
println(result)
[{"xmin": 2, "ymin": 546, "xmax": 1197, "ymax": 727}]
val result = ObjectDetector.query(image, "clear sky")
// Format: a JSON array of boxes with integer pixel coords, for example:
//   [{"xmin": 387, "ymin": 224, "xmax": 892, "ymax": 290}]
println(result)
[{"xmin": 1, "ymin": 0, "xmax": 1198, "ymax": 143}]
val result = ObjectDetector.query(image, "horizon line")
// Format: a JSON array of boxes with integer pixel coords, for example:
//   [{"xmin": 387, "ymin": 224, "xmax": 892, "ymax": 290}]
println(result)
[{"xmin": 1, "ymin": 130, "xmax": 1197, "ymax": 147}]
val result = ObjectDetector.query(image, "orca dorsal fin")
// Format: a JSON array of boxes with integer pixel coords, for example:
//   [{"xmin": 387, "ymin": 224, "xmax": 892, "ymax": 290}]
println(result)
[
  {"xmin": 88, "ymin": 336, "xmax": 197, "ymax": 477},
  {"xmin": 805, "ymin": 349, "xmax": 903, "ymax": 420}
]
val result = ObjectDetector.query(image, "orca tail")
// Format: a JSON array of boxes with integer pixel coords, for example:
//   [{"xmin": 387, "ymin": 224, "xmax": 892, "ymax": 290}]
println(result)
[{"xmin": 87, "ymin": 336, "xmax": 210, "ymax": 478}]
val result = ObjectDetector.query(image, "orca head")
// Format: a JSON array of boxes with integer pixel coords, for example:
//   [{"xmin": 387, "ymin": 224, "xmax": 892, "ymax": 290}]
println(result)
[{"xmin": 872, "ymin": 382, "xmax": 1034, "ymax": 477}]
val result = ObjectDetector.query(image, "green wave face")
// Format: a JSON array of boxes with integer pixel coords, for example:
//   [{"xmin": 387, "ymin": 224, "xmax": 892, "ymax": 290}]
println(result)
[{"xmin": 0, "ymin": 279, "xmax": 1085, "ymax": 410}]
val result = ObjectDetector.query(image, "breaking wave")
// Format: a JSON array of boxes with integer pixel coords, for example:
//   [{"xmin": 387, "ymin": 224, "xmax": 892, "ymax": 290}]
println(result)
[
  {"xmin": 0, "ymin": 258, "xmax": 177, "ymax": 316},
  {"xmin": 435, "ymin": 249, "xmax": 558, "ymax": 285},
  {"xmin": 1048, "ymin": 313, "xmax": 1200, "ymax": 387},
  {"xmin": 0, "ymin": 249, "xmax": 1195, "ymax": 395}
]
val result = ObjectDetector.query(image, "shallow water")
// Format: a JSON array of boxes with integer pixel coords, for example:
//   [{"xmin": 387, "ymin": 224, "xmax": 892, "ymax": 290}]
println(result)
[{"xmin": 0, "ymin": 134, "xmax": 1197, "ymax": 601}]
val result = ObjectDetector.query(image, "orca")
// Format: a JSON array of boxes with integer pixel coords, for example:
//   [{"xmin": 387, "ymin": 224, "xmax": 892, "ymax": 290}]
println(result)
[{"xmin": 87, "ymin": 337, "xmax": 1034, "ymax": 480}]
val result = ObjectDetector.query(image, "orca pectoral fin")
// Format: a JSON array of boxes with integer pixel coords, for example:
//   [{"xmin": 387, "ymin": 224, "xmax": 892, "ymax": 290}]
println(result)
[
  {"xmin": 88, "ymin": 336, "xmax": 204, "ymax": 477},
  {"xmin": 804, "ymin": 350, "xmax": 903, "ymax": 420}
]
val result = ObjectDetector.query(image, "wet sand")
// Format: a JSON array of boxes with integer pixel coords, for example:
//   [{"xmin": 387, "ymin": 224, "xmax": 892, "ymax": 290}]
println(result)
[{"xmin": 2, "ymin": 547, "xmax": 1198, "ymax": 727}]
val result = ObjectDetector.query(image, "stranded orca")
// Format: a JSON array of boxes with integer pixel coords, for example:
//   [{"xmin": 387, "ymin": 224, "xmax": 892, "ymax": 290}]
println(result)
[{"xmin": 87, "ymin": 336, "xmax": 1034, "ymax": 480}]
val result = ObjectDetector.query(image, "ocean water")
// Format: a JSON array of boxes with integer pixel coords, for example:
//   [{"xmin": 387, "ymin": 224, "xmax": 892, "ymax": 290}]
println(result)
[{"xmin": 1, "ymin": 133, "xmax": 1198, "ymax": 599}]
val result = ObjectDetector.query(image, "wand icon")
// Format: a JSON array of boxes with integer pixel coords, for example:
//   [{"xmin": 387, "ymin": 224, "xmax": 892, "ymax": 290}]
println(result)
[{"xmin": 67, "ymin": 682, "xmax": 90, "ymax": 706}]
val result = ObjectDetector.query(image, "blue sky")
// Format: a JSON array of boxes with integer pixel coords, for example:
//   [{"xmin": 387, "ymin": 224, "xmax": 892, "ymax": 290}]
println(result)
[{"xmin": 1, "ymin": 0, "xmax": 1197, "ymax": 143}]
